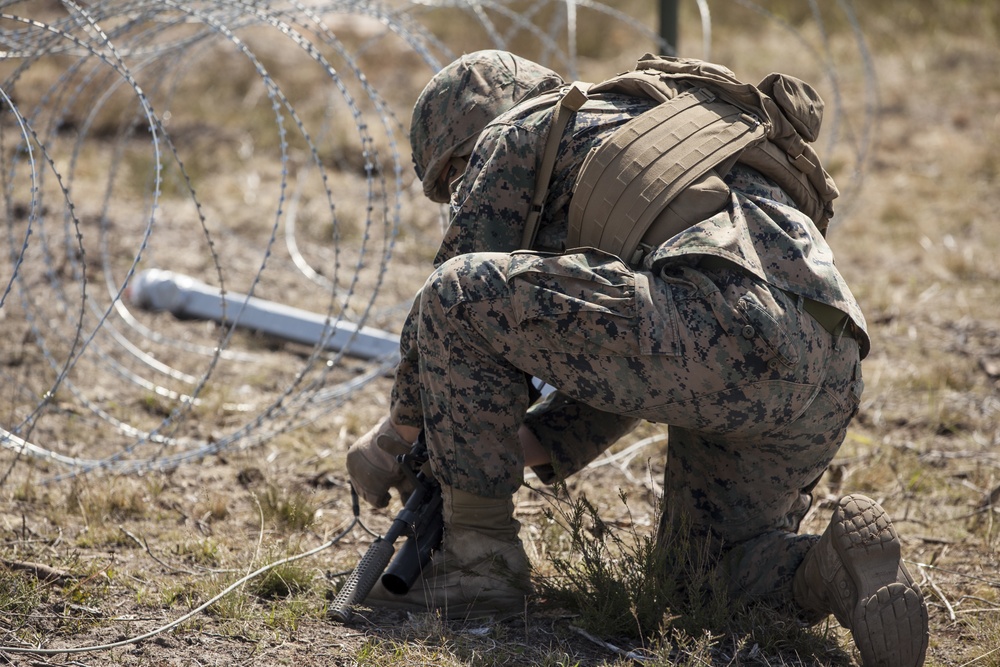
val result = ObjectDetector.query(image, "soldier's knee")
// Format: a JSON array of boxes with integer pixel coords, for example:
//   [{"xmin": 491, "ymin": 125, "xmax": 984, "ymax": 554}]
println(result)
[{"xmin": 419, "ymin": 253, "xmax": 509, "ymax": 314}]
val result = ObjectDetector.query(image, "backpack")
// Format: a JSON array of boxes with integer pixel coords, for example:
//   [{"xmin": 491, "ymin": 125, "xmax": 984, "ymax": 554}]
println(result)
[{"xmin": 524, "ymin": 55, "xmax": 840, "ymax": 264}]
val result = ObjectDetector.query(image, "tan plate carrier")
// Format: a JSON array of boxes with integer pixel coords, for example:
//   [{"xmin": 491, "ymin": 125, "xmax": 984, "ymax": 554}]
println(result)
[
  {"xmin": 521, "ymin": 55, "xmax": 839, "ymax": 265},
  {"xmin": 568, "ymin": 86, "xmax": 766, "ymax": 264}
]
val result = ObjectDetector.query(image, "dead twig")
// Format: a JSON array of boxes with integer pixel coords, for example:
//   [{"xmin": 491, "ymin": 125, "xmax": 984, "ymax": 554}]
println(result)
[
  {"xmin": 1, "ymin": 558, "xmax": 76, "ymax": 584},
  {"xmin": 568, "ymin": 624, "xmax": 651, "ymax": 664},
  {"xmin": 118, "ymin": 527, "xmax": 196, "ymax": 576},
  {"xmin": 957, "ymin": 644, "xmax": 1000, "ymax": 667},
  {"xmin": 926, "ymin": 576, "xmax": 957, "ymax": 622},
  {"xmin": 908, "ymin": 559, "xmax": 1000, "ymax": 589}
]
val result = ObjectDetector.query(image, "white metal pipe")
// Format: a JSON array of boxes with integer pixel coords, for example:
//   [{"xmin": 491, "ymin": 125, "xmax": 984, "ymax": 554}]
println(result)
[{"xmin": 126, "ymin": 269, "xmax": 400, "ymax": 362}]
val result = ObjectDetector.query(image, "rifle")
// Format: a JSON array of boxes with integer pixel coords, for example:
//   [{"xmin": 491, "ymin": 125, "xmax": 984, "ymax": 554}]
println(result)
[{"xmin": 328, "ymin": 434, "xmax": 443, "ymax": 622}]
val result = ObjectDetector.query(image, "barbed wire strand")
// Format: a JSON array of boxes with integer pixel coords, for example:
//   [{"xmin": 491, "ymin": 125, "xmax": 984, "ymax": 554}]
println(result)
[
  {"xmin": 0, "ymin": 516, "xmax": 359, "ymax": 656},
  {"xmin": 0, "ymin": 0, "xmax": 876, "ymax": 482},
  {"xmin": 0, "ymin": 0, "xmax": 879, "ymax": 655}
]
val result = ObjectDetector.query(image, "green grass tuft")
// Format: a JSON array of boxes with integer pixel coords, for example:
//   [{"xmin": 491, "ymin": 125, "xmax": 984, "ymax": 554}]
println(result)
[
  {"xmin": 259, "ymin": 483, "xmax": 317, "ymax": 532},
  {"xmin": 251, "ymin": 561, "xmax": 313, "ymax": 601},
  {"xmin": 539, "ymin": 488, "xmax": 851, "ymax": 665}
]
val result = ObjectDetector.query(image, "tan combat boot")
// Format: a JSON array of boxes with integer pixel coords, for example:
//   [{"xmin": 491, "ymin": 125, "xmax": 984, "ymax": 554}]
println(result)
[
  {"xmin": 793, "ymin": 494, "xmax": 929, "ymax": 667},
  {"xmin": 365, "ymin": 486, "xmax": 531, "ymax": 619}
]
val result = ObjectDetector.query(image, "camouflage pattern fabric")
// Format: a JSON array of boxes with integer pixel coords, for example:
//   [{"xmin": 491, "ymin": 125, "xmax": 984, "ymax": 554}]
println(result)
[
  {"xmin": 390, "ymin": 244, "xmax": 862, "ymax": 607},
  {"xmin": 392, "ymin": 52, "xmax": 870, "ymax": 607},
  {"xmin": 522, "ymin": 390, "xmax": 641, "ymax": 485},
  {"xmin": 432, "ymin": 90, "xmax": 652, "ymax": 260}
]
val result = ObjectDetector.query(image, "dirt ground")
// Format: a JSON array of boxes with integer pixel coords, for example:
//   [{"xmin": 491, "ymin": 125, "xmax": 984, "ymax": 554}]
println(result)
[{"xmin": 1, "ymin": 1, "xmax": 999, "ymax": 665}]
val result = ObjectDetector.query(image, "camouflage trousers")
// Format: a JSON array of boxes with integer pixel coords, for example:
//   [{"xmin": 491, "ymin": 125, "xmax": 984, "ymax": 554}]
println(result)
[{"xmin": 389, "ymin": 248, "xmax": 863, "ymax": 607}]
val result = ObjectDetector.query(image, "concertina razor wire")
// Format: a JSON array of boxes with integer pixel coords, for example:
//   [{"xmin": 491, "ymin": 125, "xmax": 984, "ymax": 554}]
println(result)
[{"xmin": 0, "ymin": 0, "xmax": 877, "ymax": 483}]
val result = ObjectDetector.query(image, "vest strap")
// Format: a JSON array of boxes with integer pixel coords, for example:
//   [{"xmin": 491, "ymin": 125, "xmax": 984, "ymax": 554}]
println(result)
[{"xmin": 520, "ymin": 82, "xmax": 589, "ymax": 250}]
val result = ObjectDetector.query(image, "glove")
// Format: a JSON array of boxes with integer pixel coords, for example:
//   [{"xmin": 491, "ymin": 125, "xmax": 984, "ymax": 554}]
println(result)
[{"xmin": 346, "ymin": 416, "xmax": 416, "ymax": 508}]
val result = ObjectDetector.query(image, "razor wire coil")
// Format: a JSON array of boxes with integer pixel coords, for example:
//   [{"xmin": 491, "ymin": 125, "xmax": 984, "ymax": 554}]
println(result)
[{"xmin": 0, "ymin": 0, "xmax": 877, "ymax": 483}]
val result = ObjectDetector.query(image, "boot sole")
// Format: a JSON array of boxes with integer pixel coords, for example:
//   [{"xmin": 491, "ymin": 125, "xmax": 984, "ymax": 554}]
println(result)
[{"xmin": 832, "ymin": 495, "xmax": 929, "ymax": 667}]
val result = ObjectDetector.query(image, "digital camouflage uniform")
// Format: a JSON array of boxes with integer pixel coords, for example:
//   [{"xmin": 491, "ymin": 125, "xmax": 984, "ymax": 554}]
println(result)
[{"xmin": 394, "ymin": 51, "xmax": 870, "ymax": 609}]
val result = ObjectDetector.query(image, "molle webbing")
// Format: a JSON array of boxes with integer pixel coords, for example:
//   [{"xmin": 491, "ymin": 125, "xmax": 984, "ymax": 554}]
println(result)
[
  {"xmin": 561, "ymin": 55, "xmax": 839, "ymax": 264},
  {"xmin": 567, "ymin": 87, "xmax": 766, "ymax": 262}
]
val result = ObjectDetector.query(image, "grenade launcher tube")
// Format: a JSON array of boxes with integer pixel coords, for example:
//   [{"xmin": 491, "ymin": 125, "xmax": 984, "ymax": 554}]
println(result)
[{"xmin": 381, "ymin": 483, "xmax": 443, "ymax": 594}]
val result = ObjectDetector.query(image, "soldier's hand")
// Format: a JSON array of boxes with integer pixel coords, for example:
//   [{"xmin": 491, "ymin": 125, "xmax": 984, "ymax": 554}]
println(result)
[{"xmin": 346, "ymin": 417, "xmax": 416, "ymax": 508}]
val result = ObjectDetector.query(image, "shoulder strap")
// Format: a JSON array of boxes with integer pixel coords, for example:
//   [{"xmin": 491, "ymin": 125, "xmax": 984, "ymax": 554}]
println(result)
[{"xmin": 520, "ymin": 82, "xmax": 589, "ymax": 249}]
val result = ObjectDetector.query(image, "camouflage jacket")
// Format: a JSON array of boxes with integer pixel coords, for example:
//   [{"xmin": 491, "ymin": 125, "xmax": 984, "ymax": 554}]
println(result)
[{"xmin": 436, "ymin": 88, "xmax": 870, "ymax": 357}]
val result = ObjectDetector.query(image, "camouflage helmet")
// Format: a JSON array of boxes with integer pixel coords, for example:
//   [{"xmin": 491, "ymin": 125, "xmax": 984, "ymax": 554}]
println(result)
[{"xmin": 410, "ymin": 50, "xmax": 564, "ymax": 203}]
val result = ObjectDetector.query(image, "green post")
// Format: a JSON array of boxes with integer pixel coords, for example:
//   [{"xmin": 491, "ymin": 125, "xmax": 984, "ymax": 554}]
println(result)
[{"xmin": 659, "ymin": 0, "xmax": 679, "ymax": 54}]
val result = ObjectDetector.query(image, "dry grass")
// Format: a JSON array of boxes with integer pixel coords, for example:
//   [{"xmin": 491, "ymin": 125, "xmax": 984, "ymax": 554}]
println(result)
[{"xmin": 1, "ymin": 0, "xmax": 999, "ymax": 665}]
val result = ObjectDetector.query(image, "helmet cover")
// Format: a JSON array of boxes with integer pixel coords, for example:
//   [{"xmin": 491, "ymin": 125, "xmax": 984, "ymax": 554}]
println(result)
[{"xmin": 410, "ymin": 50, "xmax": 564, "ymax": 202}]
